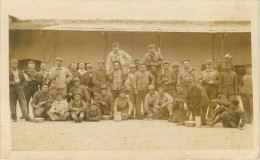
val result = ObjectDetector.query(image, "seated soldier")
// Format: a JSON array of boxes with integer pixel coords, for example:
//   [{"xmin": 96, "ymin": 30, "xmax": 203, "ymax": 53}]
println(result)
[
  {"xmin": 86, "ymin": 102, "xmax": 102, "ymax": 122},
  {"xmin": 114, "ymin": 91, "xmax": 133, "ymax": 120},
  {"xmin": 154, "ymin": 88, "xmax": 173, "ymax": 120},
  {"xmin": 94, "ymin": 84, "xmax": 113, "ymax": 118},
  {"xmin": 47, "ymin": 93, "xmax": 69, "ymax": 121},
  {"xmin": 68, "ymin": 77, "xmax": 90, "ymax": 104},
  {"xmin": 31, "ymin": 83, "xmax": 53, "ymax": 119},
  {"xmin": 68, "ymin": 92, "xmax": 88, "ymax": 123},
  {"xmin": 207, "ymin": 99, "xmax": 247, "ymax": 130},
  {"xmin": 171, "ymin": 84, "xmax": 187, "ymax": 125},
  {"xmin": 143, "ymin": 85, "xmax": 159, "ymax": 120}
]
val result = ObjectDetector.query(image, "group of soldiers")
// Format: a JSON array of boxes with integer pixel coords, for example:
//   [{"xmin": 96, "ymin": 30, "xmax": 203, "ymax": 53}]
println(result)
[{"xmin": 9, "ymin": 42, "xmax": 252, "ymax": 129}]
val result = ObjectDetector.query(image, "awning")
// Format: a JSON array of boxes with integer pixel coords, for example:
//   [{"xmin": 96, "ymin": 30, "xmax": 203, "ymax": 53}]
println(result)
[{"xmin": 9, "ymin": 16, "xmax": 250, "ymax": 33}]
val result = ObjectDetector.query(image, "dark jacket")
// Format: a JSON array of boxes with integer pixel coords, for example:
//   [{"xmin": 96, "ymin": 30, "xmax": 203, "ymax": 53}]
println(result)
[
  {"xmin": 218, "ymin": 71, "xmax": 238, "ymax": 95},
  {"xmin": 9, "ymin": 69, "xmax": 26, "ymax": 93},
  {"xmin": 185, "ymin": 84, "xmax": 209, "ymax": 109},
  {"xmin": 81, "ymin": 72, "xmax": 94, "ymax": 88},
  {"xmin": 30, "ymin": 90, "xmax": 53, "ymax": 108}
]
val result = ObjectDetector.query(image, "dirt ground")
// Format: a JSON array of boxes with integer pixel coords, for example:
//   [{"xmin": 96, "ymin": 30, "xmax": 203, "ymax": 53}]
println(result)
[{"xmin": 11, "ymin": 119, "xmax": 254, "ymax": 151}]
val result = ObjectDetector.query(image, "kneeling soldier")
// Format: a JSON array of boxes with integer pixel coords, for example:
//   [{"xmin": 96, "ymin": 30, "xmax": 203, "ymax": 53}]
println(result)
[
  {"xmin": 68, "ymin": 92, "xmax": 88, "ymax": 123},
  {"xmin": 47, "ymin": 93, "xmax": 69, "ymax": 121},
  {"xmin": 86, "ymin": 102, "xmax": 102, "ymax": 122},
  {"xmin": 31, "ymin": 83, "xmax": 53, "ymax": 119},
  {"xmin": 114, "ymin": 91, "xmax": 133, "ymax": 120},
  {"xmin": 207, "ymin": 99, "xmax": 247, "ymax": 129},
  {"xmin": 144, "ymin": 85, "xmax": 159, "ymax": 120},
  {"xmin": 154, "ymin": 88, "xmax": 173, "ymax": 120},
  {"xmin": 172, "ymin": 84, "xmax": 187, "ymax": 125}
]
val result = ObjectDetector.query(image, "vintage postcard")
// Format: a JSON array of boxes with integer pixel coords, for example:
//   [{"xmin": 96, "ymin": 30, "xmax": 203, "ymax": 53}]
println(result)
[{"xmin": 0, "ymin": 0, "xmax": 259, "ymax": 159}]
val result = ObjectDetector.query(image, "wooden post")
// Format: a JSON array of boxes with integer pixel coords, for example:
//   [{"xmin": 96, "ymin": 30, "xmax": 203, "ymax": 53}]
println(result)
[
  {"xmin": 212, "ymin": 33, "xmax": 215, "ymax": 61},
  {"xmin": 158, "ymin": 32, "xmax": 161, "ymax": 53},
  {"xmin": 103, "ymin": 31, "xmax": 107, "ymax": 67}
]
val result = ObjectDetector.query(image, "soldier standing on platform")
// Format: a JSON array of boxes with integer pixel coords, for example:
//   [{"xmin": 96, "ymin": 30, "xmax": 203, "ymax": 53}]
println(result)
[{"xmin": 143, "ymin": 44, "xmax": 164, "ymax": 71}]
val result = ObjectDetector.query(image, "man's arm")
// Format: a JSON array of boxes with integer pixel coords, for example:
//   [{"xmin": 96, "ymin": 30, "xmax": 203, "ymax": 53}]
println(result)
[
  {"xmin": 162, "ymin": 94, "xmax": 173, "ymax": 107},
  {"xmin": 122, "ymin": 51, "xmax": 132, "ymax": 66},
  {"xmin": 66, "ymin": 69, "xmax": 73, "ymax": 84},
  {"xmin": 83, "ymin": 87, "xmax": 91, "ymax": 103},
  {"xmin": 144, "ymin": 94, "xmax": 150, "ymax": 111},
  {"xmin": 148, "ymin": 72, "xmax": 155, "ymax": 85}
]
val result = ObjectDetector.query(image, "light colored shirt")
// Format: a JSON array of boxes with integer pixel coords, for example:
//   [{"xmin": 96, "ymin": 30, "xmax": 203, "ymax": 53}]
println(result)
[
  {"xmin": 50, "ymin": 100, "xmax": 68, "ymax": 113},
  {"xmin": 78, "ymin": 69, "xmax": 87, "ymax": 76},
  {"xmin": 11, "ymin": 69, "xmax": 20, "ymax": 82},
  {"xmin": 106, "ymin": 50, "xmax": 131, "ymax": 73},
  {"xmin": 49, "ymin": 66, "xmax": 73, "ymax": 89},
  {"xmin": 133, "ymin": 71, "xmax": 155, "ymax": 90},
  {"xmin": 109, "ymin": 69, "xmax": 124, "ymax": 90},
  {"xmin": 155, "ymin": 93, "xmax": 173, "ymax": 107},
  {"xmin": 240, "ymin": 74, "xmax": 252, "ymax": 95},
  {"xmin": 124, "ymin": 72, "xmax": 135, "ymax": 88},
  {"xmin": 144, "ymin": 91, "xmax": 160, "ymax": 111}
]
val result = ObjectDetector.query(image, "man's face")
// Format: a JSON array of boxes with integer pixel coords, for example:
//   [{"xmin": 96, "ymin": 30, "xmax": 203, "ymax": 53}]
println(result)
[
  {"xmin": 134, "ymin": 61, "xmax": 139, "ymax": 67},
  {"xmin": 113, "ymin": 45, "xmax": 119, "ymax": 53},
  {"xmin": 71, "ymin": 63, "xmax": 77, "ymax": 70},
  {"xmin": 56, "ymin": 95, "xmax": 63, "ymax": 101},
  {"xmin": 119, "ymin": 93, "xmax": 125, "ymax": 99},
  {"xmin": 149, "ymin": 47, "xmax": 155, "ymax": 55},
  {"xmin": 159, "ymin": 89, "xmax": 164, "ymax": 96},
  {"xmin": 225, "ymin": 64, "xmax": 231, "ymax": 70},
  {"xmin": 74, "ymin": 94, "xmax": 81, "ymax": 101},
  {"xmin": 176, "ymin": 86, "xmax": 182, "ymax": 92},
  {"xmin": 10, "ymin": 61, "xmax": 18, "ymax": 69},
  {"xmin": 56, "ymin": 60, "xmax": 62, "ymax": 67},
  {"xmin": 149, "ymin": 89, "xmax": 155, "ymax": 95},
  {"xmin": 216, "ymin": 60, "xmax": 221, "ymax": 67},
  {"xmin": 183, "ymin": 61, "xmax": 190, "ymax": 69},
  {"xmin": 101, "ymin": 89, "xmax": 107, "ymax": 96},
  {"xmin": 151, "ymin": 65, "xmax": 157, "ymax": 72},
  {"xmin": 246, "ymin": 67, "xmax": 252, "ymax": 74},
  {"xmin": 163, "ymin": 63, "xmax": 169, "ymax": 70},
  {"xmin": 130, "ymin": 67, "xmax": 135, "ymax": 73},
  {"xmin": 206, "ymin": 63, "xmax": 213, "ymax": 70},
  {"xmin": 172, "ymin": 66, "xmax": 179, "ymax": 72},
  {"xmin": 79, "ymin": 63, "xmax": 85, "ymax": 70},
  {"xmin": 42, "ymin": 85, "xmax": 49, "ymax": 92},
  {"xmin": 41, "ymin": 63, "xmax": 47, "ymax": 70},
  {"xmin": 28, "ymin": 63, "xmax": 35, "ymax": 70},
  {"xmin": 74, "ymin": 81, "xmax": 80, "ymax": 86},
  {"xmin": 140, "ymin": 65, "xmax": 146, "ymax": 72},
  {"xmin": 98, "ymin": 63, "xmax": 104, "ymax": 70},
  {"xmin": 114, "ymin": 63, "xmax": 120, "ymax": 70},
  {"xmin": 87, "ymin": 67, "xmax": 93, "ymax": 72}
]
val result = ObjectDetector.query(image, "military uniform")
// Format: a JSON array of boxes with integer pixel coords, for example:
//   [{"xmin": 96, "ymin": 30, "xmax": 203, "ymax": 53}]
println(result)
[
  {"xmin": 177, "ymin": 68, "xmax": 196, "ymax": 92},
  {"xmin": 143, "ymin": 52, "xmax": 164, "ymax": 71},
  {"xmin": 86, "ymin": 103, "xmax": 102, "ymax": 122},
  {"xmin": 47, "ymin": 99, "xmax": 69, "ymax": 121},
  {"xmin": 144, "ymin": 91, "xmax": 160, "ymax": 119},
  {"xmin": 31, "ymin": 90, "xmax": 53, "ymax": 118},
  {"xmin": 93, "ymin": 68, "xmax": 107, "ymax": 92},
  {"xmin": 114, "ymin": 96, "xmax": 133, "ymax": 119},
  {"xmin": 68, "ymin": 99, "xmax": 88, "ymax": 122},
  {"xmin": 81, "ymin": 71, "xmax": 95, "ymax": 100},
  {"xmin": 124, "ymin": 70, "xmax": 136, "ymax": 117},
  {"xmin": 94, "ymin": 92, "xmax": 114, "ymax": 115},
  {"xmin": 154, "ymin": 93, "xmax": 173, "ymax": 119},
  {"xmin": 157, "ymin": 68, "xmax": 176, "ymax": 97},
  {"xmin": 108, "ymin": 69, "xmax": 124, "ymax": 101}
]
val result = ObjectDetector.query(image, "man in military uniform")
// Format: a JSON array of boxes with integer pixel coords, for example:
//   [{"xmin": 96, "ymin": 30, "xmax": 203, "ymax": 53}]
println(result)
[
  {"xmin": 86, "ymin": 102, "xmax": 102, "ymax": 122},
  {"xmin": 154, "ymin": 88, "xmax": 173, "ymax": 120},
  {"xmin": 48, "ymin": 57, "xmax": 73, "ymax": 98},
  {"xmin": 106, "ymin": 42, "xmax": 132, "ymax": 75},
  {"xmin": 78, "ymin": 62, "xmax": 87, "ymax": 76},
  {"xmin": 68, "ymin": 62, "xmax": 81, "ymax": 92},
  {"xmin": 149, "ymin": 62, "xmax": 160, "ymax": 90},
  {"xmin": 23, "ymin": 60, "xmax": 41, "ymax": 114},
  {"xmin": 199, "ymin": 59, "xmax": 219, "ymax": 118},
  {"xmin": 143, "ymin": 85, "xmax": 159, "ymax": 120},
  {"xmin": 157, "ymin": 61, "xmax": 175, "ymax": 97},
  {"xmin": 68, "ymin": 92, "xmax": 88, "ymax": 123},
  {"xmin": 143, "ymin": 44, "xmax": 164, "ymax": 71},
  {"xmin": 114, "ymin": 91, "xmax": 133, "ymax": 120},
  {"xmin": 133, "ymin": 63, "xmax": 155, "ymax": 120},
  {"xmin": 218, "ymin": 61, "xmax": 238, "ymax": 102},
  {"xmin": 9, "ymin": 59, "xmax": 33, "ymax": 122},
  {"xmin": 108, "ymin": 61, "xmax": 125, "ymax": 101},
  {"xmin": 177, "ymin": 60, "xmax": 196, "ymax": 92},
  {"xmin": 185, "ymin": 77, "xmax": 209, "ymax": 125},
  {"xmin": 171, "ymin": 62, "xmax": 180, "ymax": 94},
  {"xmin": 81, "ymin": 63, "xmax": 95, "ymax": 101},
  {"xmin": 133, "ymin": 59, "xmax": 140, "ymax": 71},
  {"xmin": 207, "ymin": 99, "xmax": 247, "ymax": 129},
  {"xmin": 38, "ymin": 61, "xmax": 49, "ymax": 84},
  {"xmin": 68, "ymin": 77, "xmax": 90, "ymax": 103},
  {"xmin": 215, "ymin": 58, "xmax": 225, "ymax": 73},
  {"xmin": 240, "ymin": 64, "xmax": 253, "ymax": 123},
  {"xmin": 93, "ymin": 60, "xmax": 107, "ymax": 93},
  {"xmin": 94, "ymin": 85, "xmax": 113, "ymax": 117},
  {"xmin": 31, "ymin": 83, "xmax": 53, "ymax": 119}
]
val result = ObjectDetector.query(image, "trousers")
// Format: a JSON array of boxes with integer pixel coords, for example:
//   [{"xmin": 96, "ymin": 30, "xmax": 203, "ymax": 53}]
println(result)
[
  {"xmin": 241, "ymin": 94, "xmax": 253, "ymax": 123},
  {"xmin": 135, "ymin": 90, "xmax": 147, "ymax": 119}
]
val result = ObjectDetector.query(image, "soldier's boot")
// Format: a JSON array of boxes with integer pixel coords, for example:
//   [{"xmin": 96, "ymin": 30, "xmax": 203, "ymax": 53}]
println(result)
[
  {"xmin": 168, "ymin": 115, "xmax": 173, "ymax": 122},
  {"xmin": 207, "ymin": 116, "xmax": 222, "ymax": 127}
]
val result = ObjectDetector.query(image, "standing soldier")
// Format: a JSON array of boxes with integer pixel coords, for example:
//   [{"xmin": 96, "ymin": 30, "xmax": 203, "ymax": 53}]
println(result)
[
  {"xmin": 124, "ymin": 64, "xmax": 137, "ymax": 118},
  {"xmin": 48, "ymin": 57, "xmax": 73, "ymax": 98},
  {"xmin": 178, "ymin": 60, "xmax": 196, "ymax": 92},
  {"xmin": 154, "ymin": 88, "xmax": 174, "ymax": 121},
  {"xmin": 108, "ymin": 61, "xmax": 124, "ymax": 101},
  {"xmin": 94, "ymin": 85, "xmax": 114, "ymax": 117},
  {"xmin": 106, "ymin": 42, "xmax": 132, "ymax": 75},
  {"xmin": 144, "ymin": 85, "xmax": 160, "ymax": 120},
  {"xmin": 157, "ymin": 61, "xmax": 175, "ymax": 97},
  {"xmin": 143, "ymin": 44, "xmax": 164, "ymax": 71},
  {"xmin": 185, "ymin": 77, "xmax": 209, "ymax": 126},
  {"xmin": 78, "ymin": 62, "xmax": 87, "ymax": 76},
  {"xmin": 240, "ymin": 64, "xmax": 253, "ymax": 123},
  {"xmin": 93, "ymin": 60, "xmax": 107, "ymax": 93},
  {"xmin": 68, "ymin": 77, "xmax": 90, "ymax": 104},
  {"xmin": 68, "ymin": 62, "xmax": 81, "ymax": 92},
  {"xmin": 199, "ymin": 59, "xmax": 219, "ymax": 118},
  {"xmin": 9, "ymin": 59, "xmax": 33, "ymax": 122},
  {"xmin": 38, "ymin": 62, "xmax": 49, "ymax": 84},
  {"xmin": 81, "ymin": 64, "xmax": 95, "ymax": 101},
  {"xmin": 218, "ymin": 61, "xmax": 238, "ymax": 102},
  {"xmin": 149, "ymin": 62, "xmax": 160, "ymax": 90},
  {"xmin": 133, "ymin": 63, "xmax": 155, "ymax": 120},
  {"xmin": 215, "ymin": 58, "xmax": 225, "ymax": 73},
  {"xmin": 172, "ymin": 62, "xmax": 180, "ymax": 95},
  {"xmin": 23, "ymin": 60, "xmax": 41, "ymax": 116},
  {"xmin": 133, "ymin": 59, "xmax": 140, "ymax": 71}
]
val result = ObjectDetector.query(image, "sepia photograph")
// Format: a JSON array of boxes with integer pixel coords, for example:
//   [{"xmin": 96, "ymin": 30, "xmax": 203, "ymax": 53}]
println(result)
[{"xmin": 1, "ymin": 1, "xmax": 259, "ymax": 159}]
